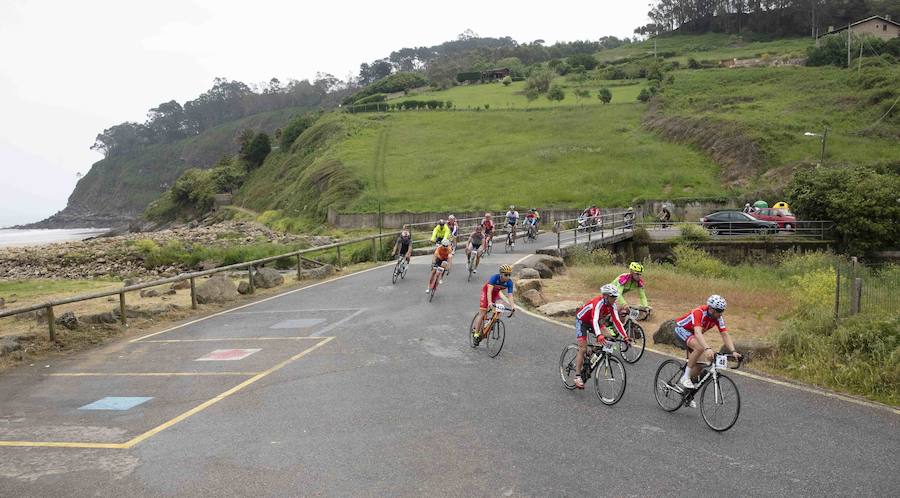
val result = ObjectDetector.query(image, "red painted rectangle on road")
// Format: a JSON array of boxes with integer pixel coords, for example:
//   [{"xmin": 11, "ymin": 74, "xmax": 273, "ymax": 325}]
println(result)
[{"xmin": 195, "ymin": 349, "xmax": 261, "ymax": 361}]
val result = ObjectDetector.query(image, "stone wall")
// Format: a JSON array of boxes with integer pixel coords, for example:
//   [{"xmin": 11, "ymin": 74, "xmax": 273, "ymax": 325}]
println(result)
[
  {"xmin": 646, "ymin": 240, "xmax": 835, "ymax": 265},
  {"xmin": 328, "ymin": 207, "xmax": 623, "ymax": 229}
]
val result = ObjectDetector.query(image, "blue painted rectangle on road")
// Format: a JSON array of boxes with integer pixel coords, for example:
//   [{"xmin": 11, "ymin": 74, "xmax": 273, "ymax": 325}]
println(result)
[{"xmin": 79, "ymin": 397, "xmax": 153, "ymax": 411}]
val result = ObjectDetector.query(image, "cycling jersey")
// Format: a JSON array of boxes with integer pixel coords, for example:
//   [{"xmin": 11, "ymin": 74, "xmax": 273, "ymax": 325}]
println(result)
[
  {"xmin": 469, "ymin": 232, "xmax": 484, "ymax": 247},
  {"xmin": 506, "ymin": 211, "xmax": 519, "ymax": 225},
  {"xmin": 674, "ymin": 305, "xmax": 728, "ymax": 343},
  {"xmin": 524, "ymin": 212, "xmax": 539, "ymax": 226},
  {"xmin": 613, "ymin": 272, "xmax": 648, "ymax": 308},
  {"xmin": 433, "ymin": 245, "xmax": 451, "ymax": 263},
  {"xmin": 575, "ymin": 295, "xmax": 626, "ymax": 342},
  {"xmin": 431, "ymin": 224, "xmax": 451, "ymax": 243},
  {"xmin": 481, "ymin": 219, "xmax": 494, "ymax": 234},
  {"xmin": 448, "ymin": 222, "xmax": 459, "ymax": 237},
  {"xmin": 396, "ymin": 235, "xmax": 411, "ymax": 255},
  {"xmin": 480, "ymin": 273, "xmax": 513, "ymax": 310}
]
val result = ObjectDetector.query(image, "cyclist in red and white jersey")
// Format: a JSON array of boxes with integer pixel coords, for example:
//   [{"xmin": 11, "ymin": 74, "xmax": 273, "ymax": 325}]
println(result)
[
  {"xmin": 572, "ymin": 284, "xmax": 629, "ymax": 389},
  {"xmin": 481, "ymin": 213, "xmax": 495, "ymax": 247},
  {"xmin": 674, "ymin": 295, "xmax": 742, "ymax": 389}
]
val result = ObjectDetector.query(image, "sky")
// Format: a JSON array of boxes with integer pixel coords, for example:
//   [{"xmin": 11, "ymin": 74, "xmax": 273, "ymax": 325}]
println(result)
[{"xmin": 0, "ymin": 0, "xmax": 650, "ymax": 227}]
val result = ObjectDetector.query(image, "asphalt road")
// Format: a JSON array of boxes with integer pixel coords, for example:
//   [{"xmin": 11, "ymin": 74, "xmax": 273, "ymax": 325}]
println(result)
[{"xmin": 0, "ymin": 233, "xmax": 897, "ymax": 497}]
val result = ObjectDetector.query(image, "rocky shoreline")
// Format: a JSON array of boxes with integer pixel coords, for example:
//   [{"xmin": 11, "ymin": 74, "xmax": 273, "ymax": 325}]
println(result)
[{"xmin": 0, "ymin": 220, "xmax": 334, "ymax": 281}]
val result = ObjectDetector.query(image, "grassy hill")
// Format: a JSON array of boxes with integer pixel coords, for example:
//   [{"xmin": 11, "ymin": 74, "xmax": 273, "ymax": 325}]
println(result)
[{"xmin": 234, "ymin": 33, "xmax": 898, "ymax": 221}]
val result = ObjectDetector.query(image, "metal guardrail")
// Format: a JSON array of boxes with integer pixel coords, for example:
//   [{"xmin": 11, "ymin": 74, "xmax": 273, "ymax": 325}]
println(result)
[
  {"xmin": 553, "ymin": 210, "xmax": 631, "ymax": 251},
  {"xmin": 635, "ymin": 220, "xmax": 835, "ymax": 240}
]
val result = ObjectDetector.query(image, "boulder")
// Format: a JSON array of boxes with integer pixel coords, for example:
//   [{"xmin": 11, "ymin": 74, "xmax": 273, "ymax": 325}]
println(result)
[
  {"xmin": 521, "ymin": 289, "xmax": 547, "ymax": 307},
  {"xmin": 252, "ymin": 267, "xmax": 284, "ymax": 289},
  {"xmin": 140, "ymin": 289, "xmax": 160, "ymax": 298},
  {"xmin": 171, "ymin": 280, "xmax": 191, "ymax": 290},
  {"xmin": 0, "ymin": 297, "xmax": 5, "ymax": 308},
  {"xmin": 518, "ymin": 268, "xmax": 541, "ymax": 280},
  {"xmin": 164, "ymin": 289, "xmax": 177, "ymax": 295},
  {"xmin": 237, "ymin": 281, "xmax": 252, "ymax": 295},
  {"xmin": 55, "ymin": 311, "xmax": 80, "ymax": 330},
  {"xmin": 536, "ymin": 255, "xmax": 567, "ymax": 275},
  {"xmin": 197, "ymin": 260, "xmax": 222, "ymax": 271},
  {"xmin": 300, "ymin": 264, "xmax": 335, "ymax": 280},
  {"xmin": 82, "ymin": 311, "xmax": 118, "ymax": 324},
  {"xmin": 0, "ymin": 336, "xmax": 22, "ymax": 356},
  {"xmin": 653, "ymin": 319, "xmax": 678, "ymax": 346},
  {"xmin": 531, "ymin": 262, "xmax": 553, "ymax": 279},
  {"xmin": 516, "ymin": 279, "xmax": 543, "ymax": 293},
  {"xmin": 537, "ymin": 300, "xmax": 581, "ymax": 317},
  {"xmin": 123, "ymin": 278, "xmax": 137, "ymax": 287},
  {"xmin": 196, "ymin": 276, "xmax": 238, "ymax": 304},
  {"xmin": 720, "ymin": 340, "xmax": 774, "ymax": 363}
]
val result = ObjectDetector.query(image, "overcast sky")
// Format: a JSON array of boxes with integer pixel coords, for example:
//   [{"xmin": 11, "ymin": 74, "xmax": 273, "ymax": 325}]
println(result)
[{"xmin": 0, "ymin": 0, "xmax": 649, "ymax": 227}]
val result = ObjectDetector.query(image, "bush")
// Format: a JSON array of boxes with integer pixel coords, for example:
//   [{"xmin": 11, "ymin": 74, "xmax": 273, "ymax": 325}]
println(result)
[
  {"xmin": 788, "ymin": 267, "xmax": 836, "ymax": 319},
  {"xmin": 637, "ymin": 88, "xmax": 652, "ymax": 102},
  {"xmin": 524, "ymin": 70, "xmax": 553, "ymax": 94},
  {"xmin": 672, "ymin": 245, "xmax": 730, "ymax": 278},
  {"xmin": 678, "ymin": 224, "xmax": 710, "ymax": 242},
  {"xmin": 566, "ymin": 53, "xmax": 598, "ymax": 71},
  {"xmin": 501, "ymin": 76, "xmax": 512, "ymax": 86},
  {"xmin": 566, "ymin": 246, "xmax": 615, "ymax": 267},
  {"xmin": 354, "ymin": 93, "xmax": 387, "ymax": 105},
  {"xmin": 597, "ymin": 87, "xmax": 612, "ymax": 104},
  {"xmin": 240, "ymin": 132, "xmax": 271, "ymax": 169},
  {"xmin": 687, "ymin": 57, "xmax": 702, "ymax": 69},
  {"xmin": 546, "ymin": 84, "xmax": 565, "ymax": 102},
  {"xmin": 171, "ymin": 168, "xmax": 216, "ymax": 212}
]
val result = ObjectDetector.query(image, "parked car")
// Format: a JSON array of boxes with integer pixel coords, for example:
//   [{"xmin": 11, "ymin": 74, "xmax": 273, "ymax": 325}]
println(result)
[
  {"xmin": 750, "ymin": 208, "xmax": 796, "ymax": 230},
  {"xmin": 700, "ymin": 211, "xmax": 778, "ymax": 235}
]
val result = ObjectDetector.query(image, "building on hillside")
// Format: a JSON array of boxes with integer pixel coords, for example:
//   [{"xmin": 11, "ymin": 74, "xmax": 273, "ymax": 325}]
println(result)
[
  {"xmin": 480, "ymin": 68, "xmax": 511, "ymax": 81},
  {"xmin": 825, "ymin": 15, "xmax": 899, "ymax": 41}
]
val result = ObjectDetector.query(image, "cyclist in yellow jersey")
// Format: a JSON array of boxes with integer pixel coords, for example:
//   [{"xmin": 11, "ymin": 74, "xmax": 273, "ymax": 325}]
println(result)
[{"xmin": 431, "ymin": 219, "xmax": 452, "ymax": 246}]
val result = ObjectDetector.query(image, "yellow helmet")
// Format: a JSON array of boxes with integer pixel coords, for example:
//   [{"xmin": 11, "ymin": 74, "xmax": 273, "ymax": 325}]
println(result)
[
  {"xmin": 629, "ymin": 262, "xmax": 644, "ymax": 273},
  {"xmin": 499, "ymin": 264, "xmax": 513, "ymax": 274}
]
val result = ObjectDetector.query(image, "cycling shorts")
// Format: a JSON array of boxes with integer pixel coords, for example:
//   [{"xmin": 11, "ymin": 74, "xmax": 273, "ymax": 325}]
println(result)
[
  {"xmin": 480, "ymin": 284, "xmax": 503, "ymax": 310},
  {"xmin": 507, "ymin": 220, "xmax": 517, "ymax": 226},
  {"xmin": 470, "ymin": 242, "xmax": 482, "ymax": 250},
  {"xmin": 575, "ymin": 319, "xmax": 601, "ymax": 344},
  {"xmin": 433, "ymin": 257, "xmax": 448, "ymax": 268},
  {"xmin": 674, "ymin": 326, "xmax": 697, "ymax": 349}
]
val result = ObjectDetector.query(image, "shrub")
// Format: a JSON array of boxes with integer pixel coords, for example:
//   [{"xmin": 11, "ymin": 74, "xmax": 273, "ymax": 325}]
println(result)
[
  {"xmin": 637, "ymin": 88, "xmax": 652, "ymax": 102},
  {"xmin": 566, "ymin": 246, "xmax": 615, "ymax": 267},
  {"xmin": 788, "ymin": 267, "xmax": 836, "ymax": 319},
  {"xmin": 240, "ymin": 132, "xmax": 271, "ymax": 169},
  {"xmin": 678, "ymin": 224, "xmax": 710, "ymax": 241},
  {"xmin": 687, "ymin": 57, "xmax": 702, "ymax": 69},
  {"xmin": 672, "ymin": 245, "xmax": 729, "ymax": 278},
  {"xmin": 501, "ymin": 76, "xmax": 512, "ymax": 86},
  {"xmin": 524, "ymin": 70, "xmax": 553, "ymax": 94},
  {"xmin": 354, "ymin": 93, "xmax": 387, "ymax": 105},
  {"xmin": 567, "ymin": 53, "xmax": 598, "ymax": 71},
  {"xmin": 546, "ymin": 84, "xmax": 565, "ymax": 102},
  {"xmin": 597, "ymin": 87, "xmax": 612, "ymax": 104}
]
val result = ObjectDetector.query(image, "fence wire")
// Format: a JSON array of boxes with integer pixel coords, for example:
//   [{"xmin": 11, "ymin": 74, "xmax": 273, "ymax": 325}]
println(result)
[{"xmin": 835, "ymin": 259, "xmax": 900, "ymax": 319}]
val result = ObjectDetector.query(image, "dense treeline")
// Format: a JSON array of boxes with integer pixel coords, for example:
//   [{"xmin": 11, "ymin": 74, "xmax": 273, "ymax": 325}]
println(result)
[
  {"xmin": 637, "ymin": 0, "xmax": 900, "ymax": 37},
  {"xmin": 92, "ymin": 75, "xmax": 346, "ymax": 158}
]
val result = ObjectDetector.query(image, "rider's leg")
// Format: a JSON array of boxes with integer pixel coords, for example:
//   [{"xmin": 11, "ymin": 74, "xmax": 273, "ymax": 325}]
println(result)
[{"xmin": 685, "ymin": 336, "xmax": 704, "ymax": 379}]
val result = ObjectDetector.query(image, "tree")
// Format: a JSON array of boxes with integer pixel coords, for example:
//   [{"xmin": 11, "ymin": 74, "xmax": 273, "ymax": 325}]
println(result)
[
  {"xmin": 524, "ymin": 69, "xmax": 553, "ymax": 94},
  {"xmin": 598, "ymin": 87, "xmax": 613, "ymax": 104},
  {"xmin": 566, "ymin": 53, "xmax": 598, "ymax": 70},
  {"xmin": 637, "ymin": 88, "xmax": 652, "ymax": 102},
  {"xmin": 787, "ymin": 164, "xmax": 900, "ymax": 255},
  {"xmin": 546, "ymin": 84, "xmax": 565, "ymax": 102},
  {"xmin": 240, "ymin": 132, "xmax": 271, "ymax": 170},
  {"xmin": 501, "ymin": 75, "xmax": 512, "ymax": 86},
  {"xmin": 573, "ymin": 88, "xmax": 591, "ymax": 106},
  {"xmin": 280, "ymin": 114, "xmax": 317, "ymax": 150}
]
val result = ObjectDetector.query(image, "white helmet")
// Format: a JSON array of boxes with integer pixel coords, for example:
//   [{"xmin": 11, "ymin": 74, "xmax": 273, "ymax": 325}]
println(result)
[
  {"xmin": 600, "ymin": 284, "xmax": 619, "ymax": 297},
  {"xmin": 440, "ymin": 238, "xmax": 450, "ymax": 247},
  {"xmin": 448, "ymin": 214, "xmax": 456, "ymax": 220},
  {"xmin": 707, "ymin": 294, "xmax": 727, "ymax": 311}
]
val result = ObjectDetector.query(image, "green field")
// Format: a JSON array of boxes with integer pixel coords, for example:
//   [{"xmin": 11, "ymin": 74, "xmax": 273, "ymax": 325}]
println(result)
[
  {"xmin": 596, "ymin": 33, "xmax": 812, "ymax": 64},
  {"xmin": 395, "ymin": 78, "xmax": 644, "ymax": 109}
]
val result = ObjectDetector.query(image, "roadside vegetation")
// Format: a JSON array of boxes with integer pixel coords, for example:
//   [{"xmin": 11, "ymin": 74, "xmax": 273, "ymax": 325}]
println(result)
[{"xmin": 551, "ymin": 246, "xmax": 899, "ymax": 405}]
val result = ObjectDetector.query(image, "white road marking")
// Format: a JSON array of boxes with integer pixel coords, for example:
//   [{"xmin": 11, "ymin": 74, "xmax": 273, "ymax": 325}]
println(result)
[{"xmin": 310, "ymin": 309, "xmax": 367, "ymax": 337}]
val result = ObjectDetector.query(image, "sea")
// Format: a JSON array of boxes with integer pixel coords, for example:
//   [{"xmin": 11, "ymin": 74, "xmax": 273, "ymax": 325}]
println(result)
[{"xmin": 0, "ymin": 228, "xmax": 110, "ymax": 248}]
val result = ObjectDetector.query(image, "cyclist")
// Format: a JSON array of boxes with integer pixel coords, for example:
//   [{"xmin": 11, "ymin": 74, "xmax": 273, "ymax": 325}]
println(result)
[
  {"xmin": 481, "ymin": 213, "xmax": 495, "ymax": 248},
  {"xmin": 391, "ymin": 224, "xmax": 413, "ymax": 263},
  {"xmin": 427, "ymin": 238, "xmax": 452, "ymax": 294},
  {"xmin": 674, "ymin": 295, "xmax": 742, "ymax": 389},
  {"xmin": 623, "ymin": 207, "xmax": 635, "ymax": 229},
  {"xmin": 447, "ymin": 215, "xmax": 459, "ymax": 249},
  {"xmin": 580, "ymin": 204, "xmax": 601, "ymax": 230},
  {"xmin": 612, "ymin": 262, "xmax": 649, "ymax": 312},
  {"xmin": 505, "ymin": 205, "xmax": 520, "ymax": 246},
  {"xmin": 473, "ymin": 264, "xmax": 516, "ymax": 344},
  {"xmin": 523, "ymin": 208, "xmax": 540, "ymax": 237},
  {"xmin": 465, "ymin": 225, "xmax": 485, "ymax": 272},
  {"xmin": 431, "ymin": 219, "xmax": 451, "ymax": 246},
  {"xmin": 573, "ymin": 283, "xmax": 629, "ymax": 389}
]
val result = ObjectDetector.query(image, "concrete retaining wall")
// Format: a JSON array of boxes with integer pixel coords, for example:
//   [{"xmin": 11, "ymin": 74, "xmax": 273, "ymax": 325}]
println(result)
[{"xmin": 328, "ymin": 207, "xmax": 628, "ymax": 229}]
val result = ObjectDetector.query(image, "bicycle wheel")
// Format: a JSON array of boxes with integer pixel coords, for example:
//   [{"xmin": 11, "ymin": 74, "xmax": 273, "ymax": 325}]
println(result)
[
  {"xmin": 485, "ymin": 240, "xmax": 492, "ymax": 256},
  {"xmin": 486, "ymin": 319, "xmax": 505, "ymax": 358},
  {"xmin": 700, "ymin": 373, "xmax": 741, "ymax": 432},
  {"xmin": 558, "ymin": 344, "xmax": 580, "ymax": 390},
  {"xmin": 392, "ymin": 261, "xmax": 401, "ymax": 284},
  {"xmin": 653, "ymin": 360, "xmax": 686, "ymax": 412},
  {"xmin": 593, "ymin": 354, "xmax": 626, "ymax": 405},
  {"xmin": 620, "ymin": 323, "xmax": 646, "ymax": 364},
  {"xmin": 428, "ymin": 280, "xmax": 437, "ymax": 302},
  {"xmin": 469, "ymin": 313, "xmax": 481, "ymax": 348},
  {"xmin": 466, "ymin": 255, "xmax": 473, "ymax": 282},
  {"xmin": 401, "ymin": 261, "xmax": 408, "ymax": 279}
]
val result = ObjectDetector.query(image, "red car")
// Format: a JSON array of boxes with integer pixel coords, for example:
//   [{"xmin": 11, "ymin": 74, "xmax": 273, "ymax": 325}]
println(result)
[{"xmin": 750, "ymin": 208, "xmax": 796, "ymax": 230}]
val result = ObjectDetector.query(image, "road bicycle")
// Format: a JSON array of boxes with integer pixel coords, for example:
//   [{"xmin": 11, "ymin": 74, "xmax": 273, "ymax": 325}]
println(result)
[
  {"xmin": 469, "ymin": 302, "xmax": 514, "ymax": 358},
  {"xmin": 558, "ymin": 339, "xmax": 627, "ymax": 405},
  {"xmin": 391, "ymin": 256, "xmax": 409, "ymax": 284},
  {"xmin": 524, "ymin": 222, "xmax": 537, "ymax": 243},
  {"xmin": 427, "ymin": 265, "xmax": 446, "ymax": 302},
  {"xmin": 608, "ymin": 306, "xmax": 649, "ymax": 364},
  {"xmin": 484, "ymin": 235, "xmax": 493, "ymax": 256},
  {"xmin": 466, "ymin": 249, "xmax": 481, "ymax": 282},
  {"xmin": 504, "ymin": 229, "xmax": 515, "ymax": 253},
  {"xmin": 653, "ymin": 352, "xmax": 743, "ymax": 431}
]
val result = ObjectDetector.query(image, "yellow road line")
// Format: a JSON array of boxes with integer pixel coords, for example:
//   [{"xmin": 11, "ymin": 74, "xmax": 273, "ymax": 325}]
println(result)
[
  {"xmin": 140, "ymin": 336, "xmax": 323, "ymax": 343},
  {"xmin": 44, "ymin": 372, "xmax": 259, "ymax": 377},
  {"xmin": 516, "ymin": 307, "xmax": 900, "ymax": 415},
  {"xmin": 121, "ymin": 336, "xmax": 335, "ymax": 448},
  {"xmin": 130, "ymin": 262, "xmax": 393, "ymax": 343}
]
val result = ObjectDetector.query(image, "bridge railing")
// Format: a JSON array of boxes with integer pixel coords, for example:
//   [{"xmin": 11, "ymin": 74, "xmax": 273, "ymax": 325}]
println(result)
[
  {"xmin": 552, "ymin": 210, "xmax": 632, "ymax": 251},
  {"xmin": 635, "ymin": 220, "xmax": 835, "ymax": 240}
]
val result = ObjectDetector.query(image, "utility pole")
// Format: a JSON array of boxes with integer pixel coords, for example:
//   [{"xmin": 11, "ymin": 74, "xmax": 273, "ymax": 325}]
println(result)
[{"xmin": 821, "ymin": 127, "xmax": 829, "ymax": 164}]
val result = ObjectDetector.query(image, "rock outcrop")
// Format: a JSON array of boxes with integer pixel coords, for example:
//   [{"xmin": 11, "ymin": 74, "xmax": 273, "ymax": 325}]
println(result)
[
  {"xmin": 196, "ymin": 276, "xmax": 238, "ymax": 304},
  {"xmin": 537, "ymin": 301, "xmax": 581, "ymax": 317},
  {"xmin": 521, "ymin": 289, "xmax": 547, "ymax": 307},
  {"xmin": 252, "ymin": 267, "xmax": 284, "ymax": 289},
  {"xmin": 653, "ymin": 320, "xmax": 677, "ymax": 346}
]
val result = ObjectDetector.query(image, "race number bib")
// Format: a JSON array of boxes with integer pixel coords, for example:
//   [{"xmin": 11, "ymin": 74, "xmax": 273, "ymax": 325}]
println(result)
[{"xmin": 715, "ymin": 354, "xmax": 728, "ymax": 369}]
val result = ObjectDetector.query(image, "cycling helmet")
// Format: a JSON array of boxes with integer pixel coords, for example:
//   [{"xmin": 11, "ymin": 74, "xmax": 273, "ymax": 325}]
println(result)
[
  {"xmin": 485, "ymin": 212, "xmax": 492, "ymax": 217},
  {"xmin": 707, "ymin": 294, "xmax": 727, "ymax": 311},
  {"xmin": 530, "ymin": 208, "xmax": 536, "ymax": 212},
  {"xmin": 438, "ymin": 219, "xmax": 446, "ymax": 225},
  {"xmin": 448, "ymin": 214, "xmax": 456, "ymax": 220},
  {"xmin": 629, "ymin": 262, "xmax": 644, "ymax": 273},
  {"xmin": 600, "ymin": 283, "xmax": 619, "ymax": 297},
  {"xmin": 499, "ymin": 264, "xmax": 513, "ymax": 274},
  {"xmin": 510, "ymin": 205, "xmax": 515, "ymax": 210},
  {"xmin": 440, "ymin": 238, "xmax": 450, "ymax": 247}
]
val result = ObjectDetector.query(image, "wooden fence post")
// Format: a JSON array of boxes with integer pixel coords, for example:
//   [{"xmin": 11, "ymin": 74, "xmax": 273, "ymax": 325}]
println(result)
[
  {"xmin": 119, "ymin": 292, "xmax": 127, "ymax": 329},
  {"xmin": 190, "ymin": 277, "xmax": 197, "ymax": 310},
  {"xmin": 248, "ymin": 265, "xmax": 255, "ymax": 294},
  {"xmin": 47, "ymin": 305, "xmax": 56, "ymax": 342},
  {"xmin": 297, "ymin": 254, "xmax": 302, "ymax": 280},
  {"xmin": 851, "ymin": 278, "xmax": 862, "ymax": 315},
  {"xmin": 834, "ymin": 263, "xmax": 840, "ymax": 321},
  {"xmin": 371, "ymin": 238, "xmax": 378, "ymax": 262},
  {"xmin": 336, "ymin": 245, "xmax": 342, "ymax": 269}
]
